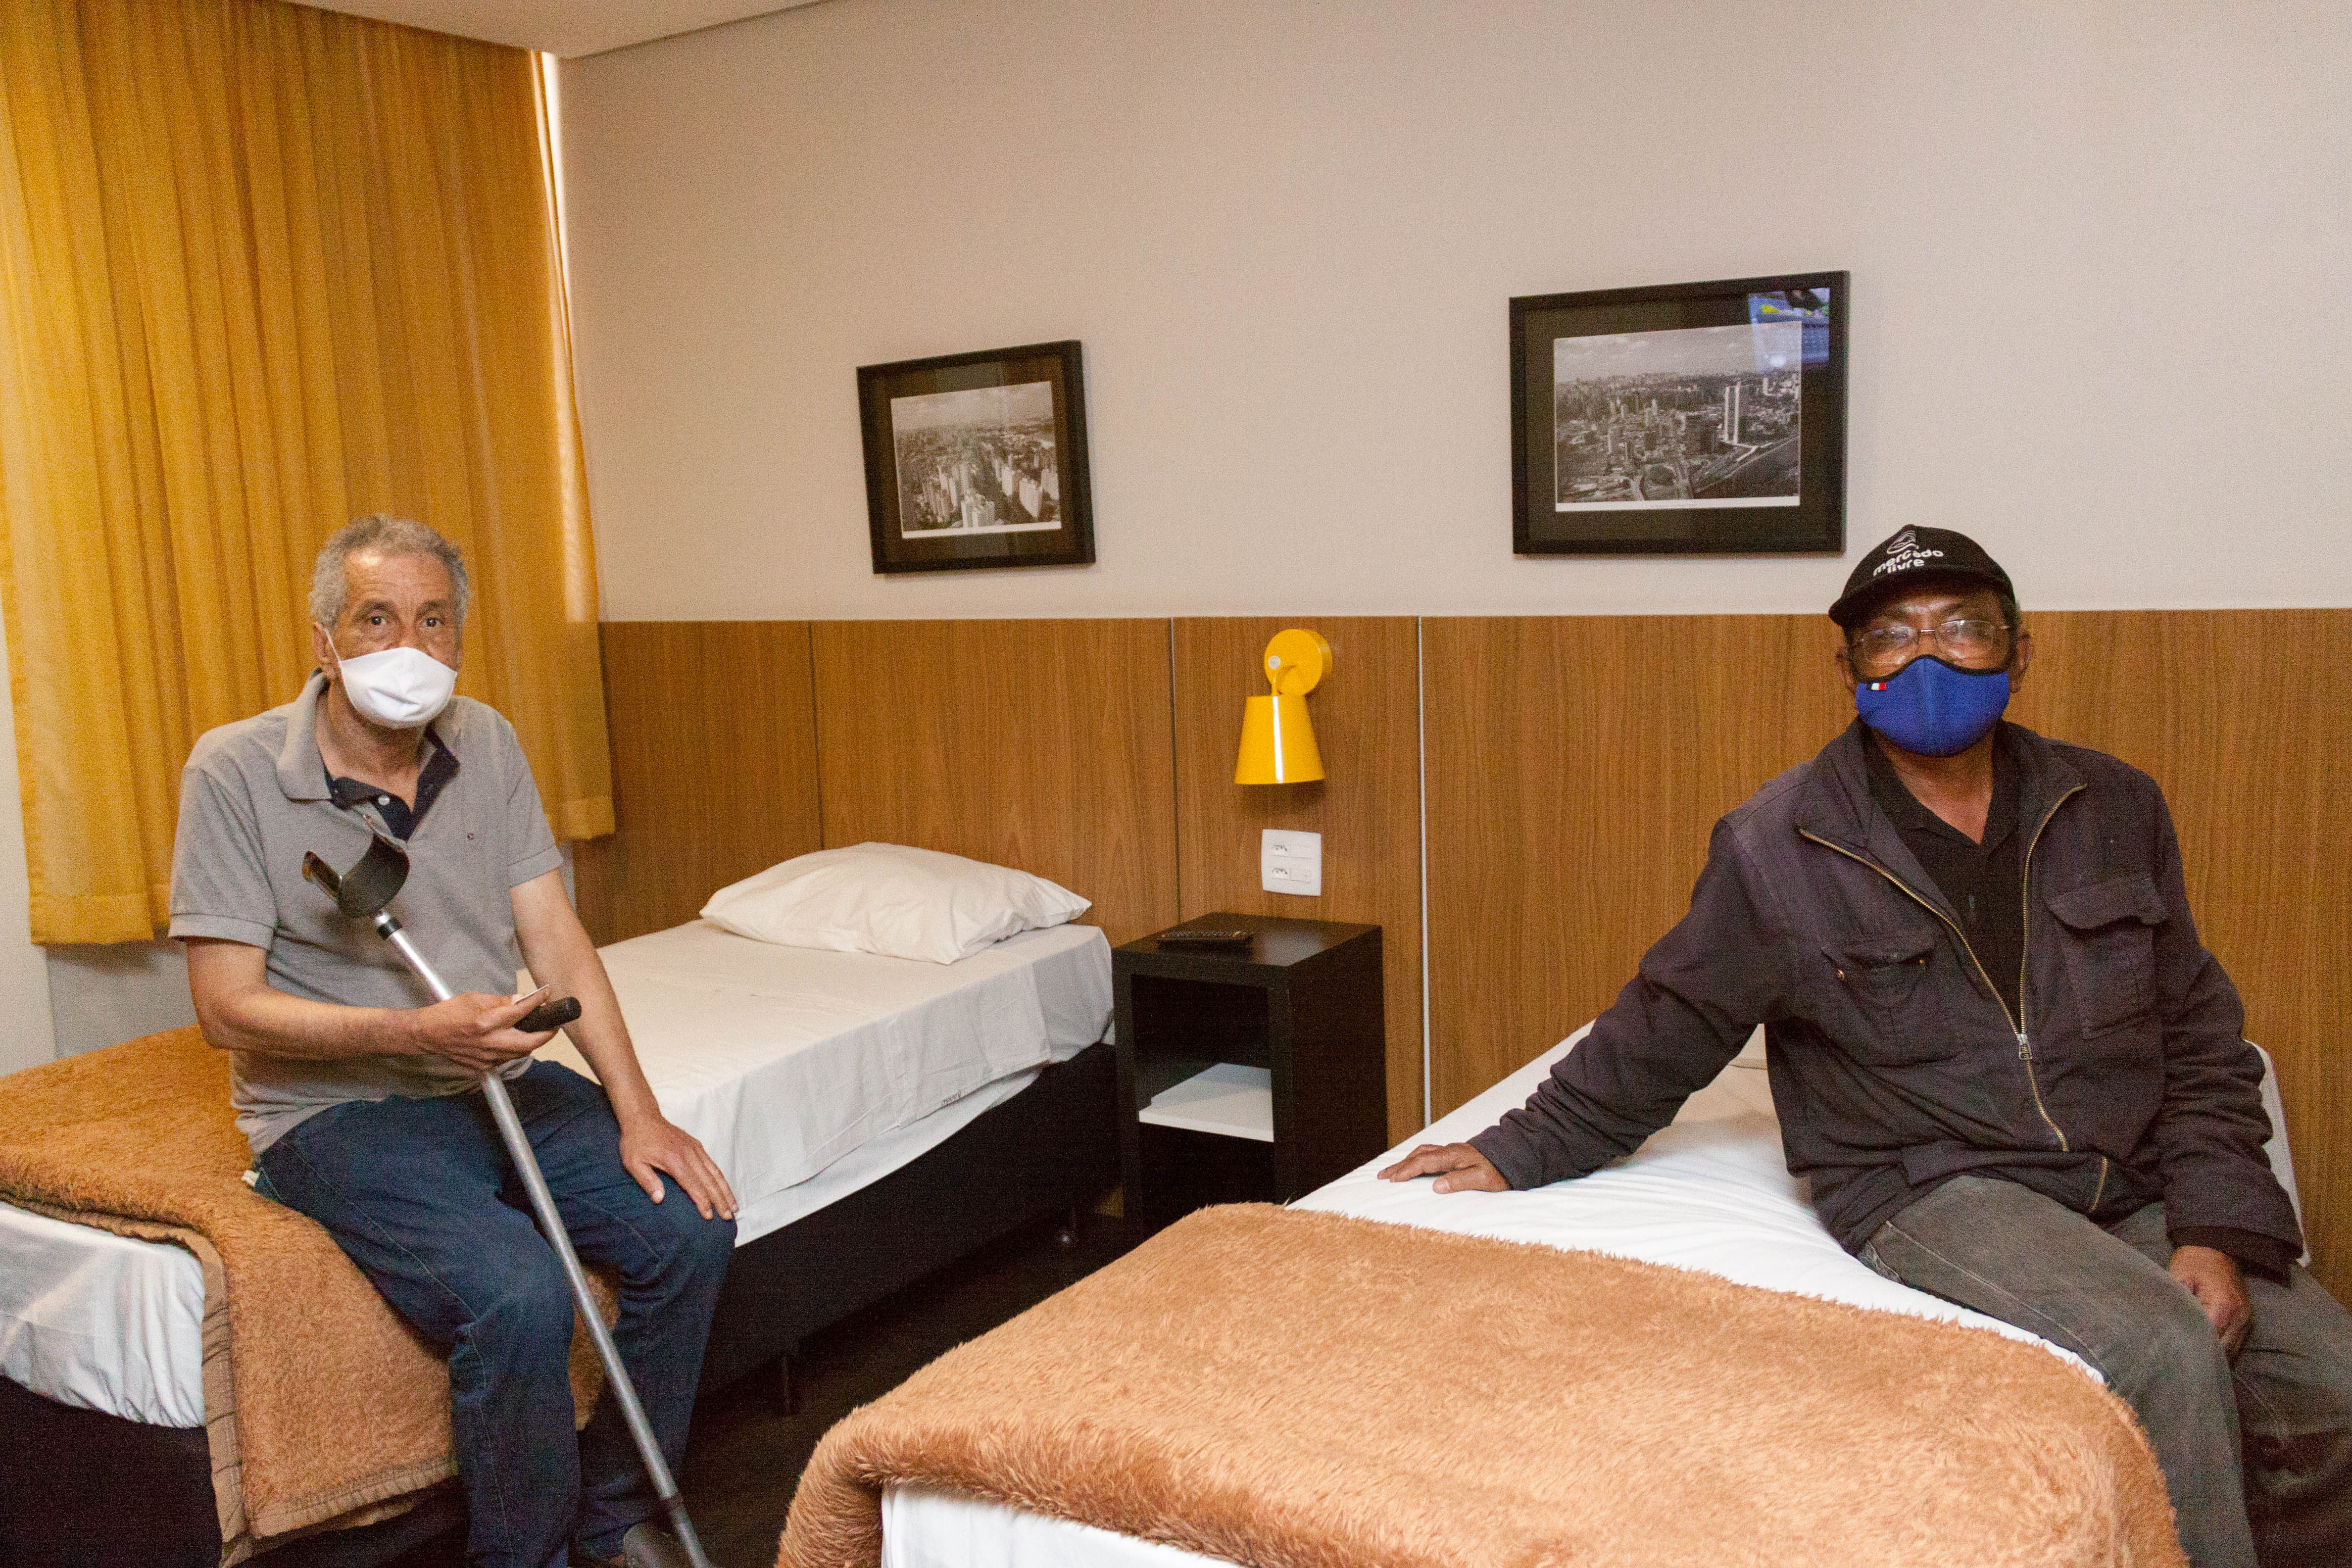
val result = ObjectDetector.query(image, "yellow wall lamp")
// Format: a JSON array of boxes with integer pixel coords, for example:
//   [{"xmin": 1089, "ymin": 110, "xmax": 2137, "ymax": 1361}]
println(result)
[{"xmin": 1234, "ymin": 629, "xmax": 1330, "ymax": 784}]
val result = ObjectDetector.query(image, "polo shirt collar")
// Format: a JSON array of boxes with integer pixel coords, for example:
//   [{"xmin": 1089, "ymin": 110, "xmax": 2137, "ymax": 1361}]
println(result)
[
  {"xmin": 277, "ymin": 673, "xmax": 335, "ymax": 802},
  {"xmin": 278, "ymin": 672, "xmax": 457, "ymax": 810}
]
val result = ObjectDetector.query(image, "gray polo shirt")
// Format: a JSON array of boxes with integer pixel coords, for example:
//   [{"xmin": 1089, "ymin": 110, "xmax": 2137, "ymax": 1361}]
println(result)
[{"xmin": 170, "ymin": 673, "xmax": 566, "ymax": 1155}]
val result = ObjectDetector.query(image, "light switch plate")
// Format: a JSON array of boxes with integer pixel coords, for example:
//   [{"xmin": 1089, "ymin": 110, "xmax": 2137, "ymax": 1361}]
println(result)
[{"xmin": 1262, "ymin": 829, "xmax": 1322, "ymax": 896}]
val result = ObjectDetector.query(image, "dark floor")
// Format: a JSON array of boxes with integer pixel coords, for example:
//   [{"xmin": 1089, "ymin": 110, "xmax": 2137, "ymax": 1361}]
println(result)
[{"xmin": 381, "ymin": 1210, "xmax": 1134, "ymax": 1568}]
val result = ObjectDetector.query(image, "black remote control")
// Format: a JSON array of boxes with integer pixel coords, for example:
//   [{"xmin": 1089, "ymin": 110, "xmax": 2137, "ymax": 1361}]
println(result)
[{"xmin": 517, "ymin": 996, "xmax": 582, "ymax": 1033}]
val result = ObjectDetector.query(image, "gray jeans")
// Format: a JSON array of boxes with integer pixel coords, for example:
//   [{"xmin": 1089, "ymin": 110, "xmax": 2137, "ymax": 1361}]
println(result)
[{"xmin": 1863, "ymin": 1174, "xmax": 2352, "ymax": 1568}]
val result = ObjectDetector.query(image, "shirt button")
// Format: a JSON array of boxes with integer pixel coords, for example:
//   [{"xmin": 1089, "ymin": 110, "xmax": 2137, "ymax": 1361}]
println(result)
[{"xmin": 376, "ymin": 795, "xmax": 390, "ymax": 806}]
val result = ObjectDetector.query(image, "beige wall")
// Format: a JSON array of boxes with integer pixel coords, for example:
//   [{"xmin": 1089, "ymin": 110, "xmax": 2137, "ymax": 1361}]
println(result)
[
  {"xmin": 45, "ymin": 942, "xmax": 194, "ymax": 1058},
  {"xmin": 561, "ymin": 0, "xmax": 2350, "ymax": 623}
]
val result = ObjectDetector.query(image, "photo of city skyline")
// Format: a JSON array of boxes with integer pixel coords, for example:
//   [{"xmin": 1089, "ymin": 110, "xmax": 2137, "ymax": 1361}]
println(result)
[
  {"xmin": 1553, "ymin": 320, "xmax": 1804, "ymax": 510},
  {"xmin": 891, "ymin": 381, "xmax": 1063, "ymax": 537}
]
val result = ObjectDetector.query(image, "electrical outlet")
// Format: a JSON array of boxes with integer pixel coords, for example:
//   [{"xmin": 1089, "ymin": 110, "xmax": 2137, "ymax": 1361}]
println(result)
[{"xmin": 1261, "ymin": 829, "xmax": 1322, "ymax": 896}]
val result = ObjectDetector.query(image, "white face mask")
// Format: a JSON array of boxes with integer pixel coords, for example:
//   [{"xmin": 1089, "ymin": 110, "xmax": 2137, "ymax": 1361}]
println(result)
[{"xmin": 323, "ymin": 632, "xmax": 458, "ymax": 730}]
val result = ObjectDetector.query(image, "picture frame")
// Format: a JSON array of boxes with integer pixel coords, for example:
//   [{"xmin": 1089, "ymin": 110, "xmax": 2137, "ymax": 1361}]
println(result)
[
  {"xmin": 1510, "ymin": 271, "xmax": 1847, "ymax": 556},
  {"xmin": 857, "ymin": 340, "xmax": 1096, "ymax": 574}
]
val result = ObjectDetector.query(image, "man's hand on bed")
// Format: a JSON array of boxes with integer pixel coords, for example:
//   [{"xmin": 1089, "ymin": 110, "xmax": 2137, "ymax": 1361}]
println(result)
[
  {"xmin": 617, "ymin": 1113, "xmax": 738, "ymax": 1222},
  {"xmin": 1377, "ymin": 1142, "xmax": 1508, "ymax": 1194},
  {"xmin": 2169, "ymin": 1244, "xmax": 2251, "ymax": 1356}
]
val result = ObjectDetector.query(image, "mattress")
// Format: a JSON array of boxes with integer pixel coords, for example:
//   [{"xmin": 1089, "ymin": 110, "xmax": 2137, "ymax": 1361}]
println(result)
[
  {"xmin": 0, "ymin": 922, "xmax": 1112, "ymax": 1428},
  {"xmin": 0, "ymin": 1201, "xmax": 210, "ymax": 1428},
  {"xmin": 883, "ymin": 1483, "xmax": 1225, "ymax": 1568},
  {"xmin": 538, "ymin": 920, "xmax": 1112, "ymax": 1236}
]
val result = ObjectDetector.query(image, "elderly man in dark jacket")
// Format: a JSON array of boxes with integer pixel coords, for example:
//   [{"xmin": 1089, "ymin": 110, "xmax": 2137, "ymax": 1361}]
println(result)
[{"xmin": 1384, "ymin": 527, "xmax": 2350, "ymax": 1568}]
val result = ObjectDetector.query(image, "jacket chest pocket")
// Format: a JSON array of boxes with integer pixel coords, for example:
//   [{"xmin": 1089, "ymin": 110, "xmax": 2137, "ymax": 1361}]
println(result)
[
  {"xmin": 2046, "ymin": 875, "xmax": 2164, "ymax": 1036},
  {"xmin": 1827, "ymin": 927, "xmax": 1951, "ymax": 1063}
]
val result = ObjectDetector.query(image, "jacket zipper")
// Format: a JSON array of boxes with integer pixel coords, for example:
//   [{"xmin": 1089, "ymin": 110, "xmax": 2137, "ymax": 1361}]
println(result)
[
  {"xmin": 1801, "ymin": 791, "xmax": 2081, "ymax": 1153},
  {"xmin": 2011, "ymin": 784, "xmax": 2085, "ymax": 1154}
]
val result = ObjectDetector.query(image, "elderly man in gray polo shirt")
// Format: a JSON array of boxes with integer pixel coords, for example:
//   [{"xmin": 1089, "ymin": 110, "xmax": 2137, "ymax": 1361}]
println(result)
[{"xmin": 171, "ymin": 516, "xmax": 735, "ymax": 1568}]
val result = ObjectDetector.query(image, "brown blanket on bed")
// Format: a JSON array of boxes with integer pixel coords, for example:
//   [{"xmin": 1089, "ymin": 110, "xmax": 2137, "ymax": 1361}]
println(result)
[
  {"xmin": 784, "ymin": 1203, "xmax": 2184, "ymax": 1568},
  {"xmin": 0, "ymin": 1027, "xmax": 611, "ymax": 1564}
]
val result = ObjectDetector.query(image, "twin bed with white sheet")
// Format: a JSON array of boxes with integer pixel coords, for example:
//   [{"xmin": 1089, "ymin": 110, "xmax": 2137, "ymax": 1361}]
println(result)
[
  {"xmin": 864, "ymin": 1026, "xmax": 2307, "ymax": 1568},
  {"xmin": 590, "ymin": 913, "xmax": 1117, "ymax": 1400},
  {"xmin": 564, "ymin": 918, "xmax": 1110, "ymax": 1246},
  {"xmin": 0, "ymin": 856, "xmax": 1117, "ymax": 1567}
]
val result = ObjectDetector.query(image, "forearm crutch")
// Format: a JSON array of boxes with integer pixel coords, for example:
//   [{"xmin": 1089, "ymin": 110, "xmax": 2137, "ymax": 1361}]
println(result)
[{"xmin": 303, "ymin": 836, "xmax": 715, "ymax": 1568}]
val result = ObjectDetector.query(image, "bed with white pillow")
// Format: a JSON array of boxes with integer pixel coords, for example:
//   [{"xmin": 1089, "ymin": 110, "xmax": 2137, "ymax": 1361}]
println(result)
[
  {"xmin": 869, "ymin": 1025, "xmax": 2309, "ymax": 1568},
  {"xmin": 550, "ymin": 916, "xmax": 1111, "ymax": 1245},
  {"xmin": 0, "ymin": 844, "xmax": 1118, "ymax": 1566}
]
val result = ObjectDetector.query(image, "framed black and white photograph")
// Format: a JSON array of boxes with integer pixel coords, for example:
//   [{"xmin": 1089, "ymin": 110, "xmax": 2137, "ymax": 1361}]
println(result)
[
  {"xmin": 857, "ymin": 340, "xmax": 1095, "ymax": 573},
  {"xmin": 1511, "ymin": 271, "xmax": 1846, "ymax": 555}
]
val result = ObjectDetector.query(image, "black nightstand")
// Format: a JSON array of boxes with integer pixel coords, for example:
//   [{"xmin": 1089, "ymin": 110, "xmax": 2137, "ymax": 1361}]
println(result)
[{"xmin": 1113, "ymin": 914, "xmax": 1385, "ymax": 1234}]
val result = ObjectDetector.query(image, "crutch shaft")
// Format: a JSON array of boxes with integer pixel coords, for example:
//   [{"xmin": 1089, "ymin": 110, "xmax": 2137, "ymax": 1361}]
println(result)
[{"xmin": 377, "ymin": 920, "xmax": 716, "ymax": 1568}]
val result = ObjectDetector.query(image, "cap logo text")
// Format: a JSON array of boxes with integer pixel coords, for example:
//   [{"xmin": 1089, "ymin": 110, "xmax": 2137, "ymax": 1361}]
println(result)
[{"xmin": 1873, "ymin": 529, "xmax": 1944, "ymax": 578}]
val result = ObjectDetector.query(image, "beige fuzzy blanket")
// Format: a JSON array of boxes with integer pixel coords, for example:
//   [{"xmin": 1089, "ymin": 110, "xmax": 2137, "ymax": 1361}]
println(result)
[
  {"xmin": 784, "ymin": 1203, "xmax": 2183, "ymax": 1568},
  {"xmin": 0, "ymin": 1027, "xmax": 612, "ymax": 1565}
]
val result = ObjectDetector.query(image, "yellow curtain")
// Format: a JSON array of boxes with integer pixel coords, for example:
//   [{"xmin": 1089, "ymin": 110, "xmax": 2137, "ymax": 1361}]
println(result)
[{"xmin": 0, "ymin": 0, "xmax": 613, "ymax": 945}]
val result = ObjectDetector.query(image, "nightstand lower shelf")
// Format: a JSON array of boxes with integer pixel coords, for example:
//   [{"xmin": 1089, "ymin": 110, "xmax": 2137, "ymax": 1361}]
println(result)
[{"xmin": 1136, "ymin": 1063, "xmax": 1273, "ymax": 1142}]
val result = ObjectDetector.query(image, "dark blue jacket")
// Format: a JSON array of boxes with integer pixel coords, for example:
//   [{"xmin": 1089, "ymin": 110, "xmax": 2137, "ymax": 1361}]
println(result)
[{"xmin": 1470, "ymin": 720, "xmax": 2303, "ymax": 1256}]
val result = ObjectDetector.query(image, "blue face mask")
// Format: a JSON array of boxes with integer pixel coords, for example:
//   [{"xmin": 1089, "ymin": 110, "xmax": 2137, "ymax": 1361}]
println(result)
[{"xmin": 1854, "ymin": 654, "xmax": 2010, "ymax": 757}]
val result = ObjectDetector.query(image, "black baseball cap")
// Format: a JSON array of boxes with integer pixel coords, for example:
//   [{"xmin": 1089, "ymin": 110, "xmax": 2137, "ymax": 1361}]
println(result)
[{"xmin": 1829, "ymin": 527, "xmax": 2016, "ymax": 629}]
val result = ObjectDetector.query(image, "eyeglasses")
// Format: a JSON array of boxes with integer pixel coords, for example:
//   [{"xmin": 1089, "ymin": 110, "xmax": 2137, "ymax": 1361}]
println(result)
[{"xmin": 1849, "ymin": 618, "xmax": 2010, "ymax": 677}]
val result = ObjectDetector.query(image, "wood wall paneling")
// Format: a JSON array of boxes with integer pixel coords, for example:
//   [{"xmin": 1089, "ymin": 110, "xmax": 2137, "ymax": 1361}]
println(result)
[
  {"xmin": 1172, "ymin": 618, "xmax": 1426, "ymax": 1142},
  {"xmin": 580, "ymin": 611, "xmax": 2348, "ymax": 1296},
  {"xmin": 810, "ymin": 620, "xmax": 1180, "ymax": 947},
  {"xmin": 571, "ymin": 622, "xmax": 821, "ymax": 946},
  {"xmin": 1421, "ymin": 610, "xmax": 2351, "ymax": 1300},
  {"xmin": 1420, "ymin": 615, "xmax": 1849, "ymax": 1122}
]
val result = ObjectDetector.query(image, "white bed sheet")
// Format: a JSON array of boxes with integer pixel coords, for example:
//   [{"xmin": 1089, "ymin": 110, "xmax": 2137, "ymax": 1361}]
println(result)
[
  {"xmin": 879, "ymin": 1026, "xmax": 2115, "ymax": 1567},
  {"xmin": 0, "ymin": 922, "xmax": 1112, "ymax": 1427},
  {"xmin": 0, "ymin": 1202, "xmax": 208, "ymax": 1428},
  {"xmin": 884, "ymin": 1483, "xmax": 1236, "ymax": 1568},
  {"xmin": 539, "ymin": 921, "xmax": 1112, "ymax": 1227}
]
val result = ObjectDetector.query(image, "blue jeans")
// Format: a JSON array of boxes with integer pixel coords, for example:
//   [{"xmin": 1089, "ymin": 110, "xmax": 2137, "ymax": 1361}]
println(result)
[
  {"xmin": 255, "ymin": 1062, "xmax": 735, "ymax": 1568},
  {"xmin": 1864, "ymin": 1174, "xmax": 2352, "ymax": 1568}
]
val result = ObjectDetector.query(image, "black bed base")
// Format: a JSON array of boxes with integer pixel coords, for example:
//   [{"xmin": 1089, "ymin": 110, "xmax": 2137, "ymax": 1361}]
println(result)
[
  {"xmin": 0, "ymin": 1042, "xmax": 1117, "ymax": 1568},
  {"xmin": 0, "ymin": 1371, "xmax": 466, "ymax": 1568},
  {"xmin": 698, "ymin": 1039, "xmax": 1117, "ymax": 1395}
]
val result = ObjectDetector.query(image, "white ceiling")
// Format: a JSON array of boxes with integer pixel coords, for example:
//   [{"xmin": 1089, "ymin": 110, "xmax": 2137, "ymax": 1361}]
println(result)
[{"xmin": 291, "ymin": 0, "xmax": 823, "ymax": 58}]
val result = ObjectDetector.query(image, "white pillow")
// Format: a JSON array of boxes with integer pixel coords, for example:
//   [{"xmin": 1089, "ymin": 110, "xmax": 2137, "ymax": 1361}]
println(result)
[{"xmin": 698, "ymin": 843, "xmax": 1091, "ymax": 964}]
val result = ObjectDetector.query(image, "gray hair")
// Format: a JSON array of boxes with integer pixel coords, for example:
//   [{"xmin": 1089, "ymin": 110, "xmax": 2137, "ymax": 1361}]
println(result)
[{"xmin": 309, "ymin": 515, "xmax": 471, "ymax": 628}]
